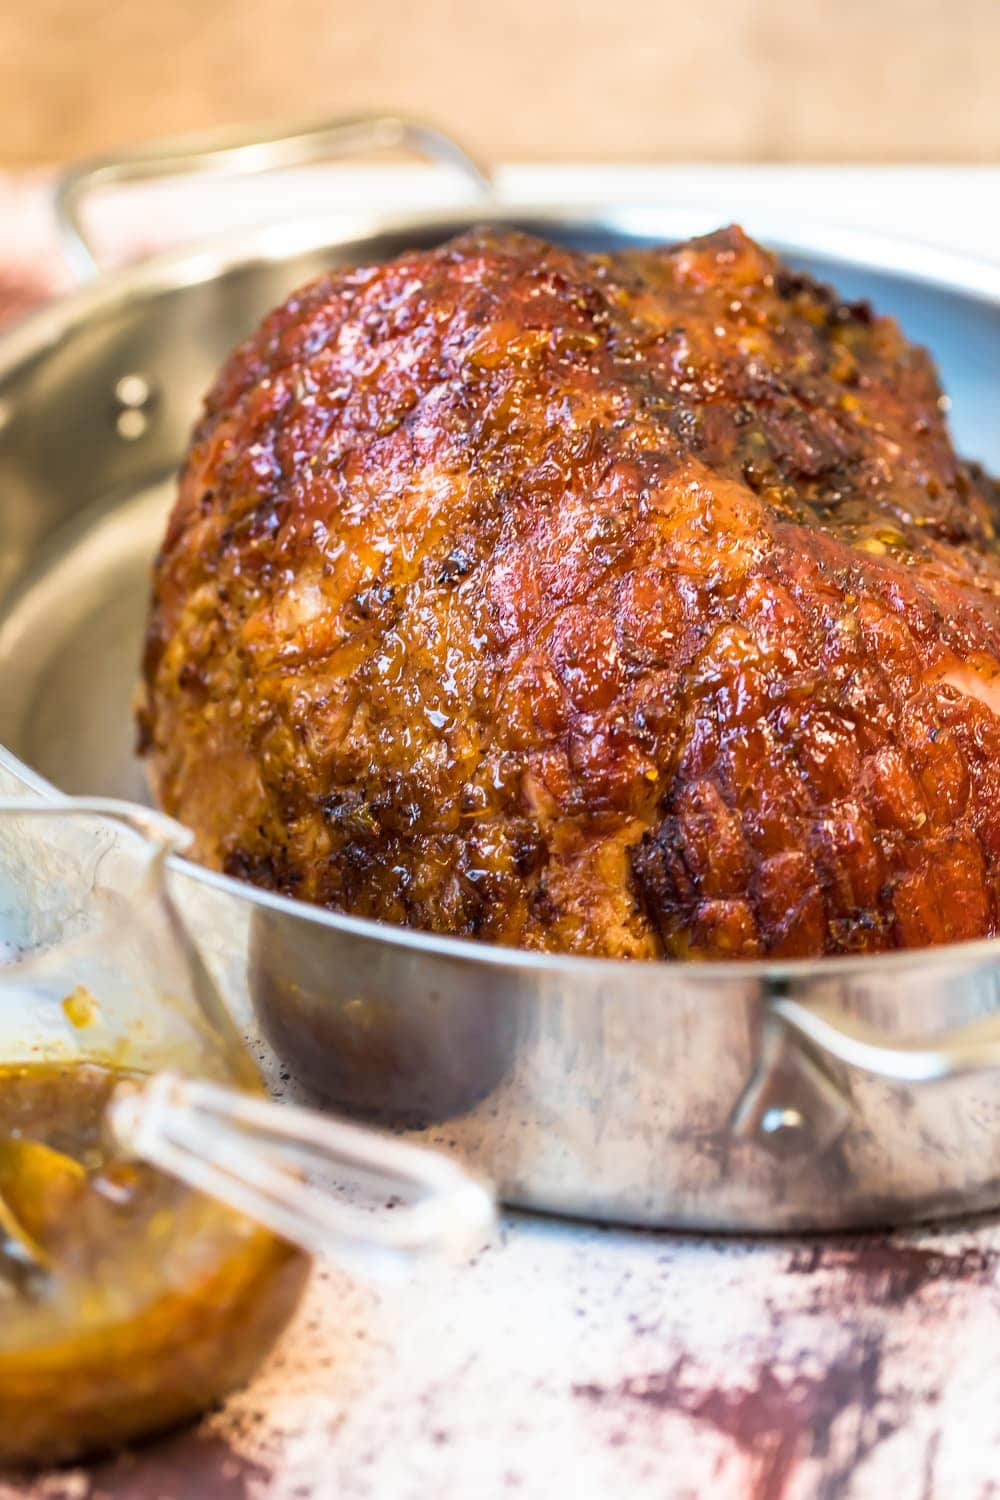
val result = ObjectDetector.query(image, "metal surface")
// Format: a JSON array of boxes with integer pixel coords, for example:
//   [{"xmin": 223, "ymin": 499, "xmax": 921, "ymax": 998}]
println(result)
[
  {"xmin": 2, "ymin": 116, "xmax": 1000, "ymax": 1229},
  {"xmin": 54, "ymin": 113, "xmax": 492, "ymax": 280}
]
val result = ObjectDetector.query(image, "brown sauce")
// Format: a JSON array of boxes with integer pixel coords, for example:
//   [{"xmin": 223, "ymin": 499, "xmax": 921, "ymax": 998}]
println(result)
[{"xmin": 0, "ymin": 1061, "xmax": 309, "ymax": 1468}]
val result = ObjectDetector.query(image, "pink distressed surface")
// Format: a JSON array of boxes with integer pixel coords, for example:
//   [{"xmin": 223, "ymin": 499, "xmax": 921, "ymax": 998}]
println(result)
[
  {"xmin": 2, "ymin": 168, "xmax": 1000, "ymax": 1500},
  {"xmin": 3, "ymin": 1223, "xmax": 1000, "ymax": 1500}
]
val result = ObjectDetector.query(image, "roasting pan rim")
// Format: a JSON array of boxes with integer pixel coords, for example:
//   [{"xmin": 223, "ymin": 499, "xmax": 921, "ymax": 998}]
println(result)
[{"xmin": 2, "ymin": 199, "xmax": 999, "ymax": 389}]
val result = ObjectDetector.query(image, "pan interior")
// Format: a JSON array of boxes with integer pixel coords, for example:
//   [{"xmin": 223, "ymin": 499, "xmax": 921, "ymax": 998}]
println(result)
[{"xmin": 0, "ymin": 475, "xmax": 168, "ymax": 800}]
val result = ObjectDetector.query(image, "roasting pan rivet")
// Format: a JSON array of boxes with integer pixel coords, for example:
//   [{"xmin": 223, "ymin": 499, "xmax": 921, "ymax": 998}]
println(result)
[
  {"xmin": 758, "ymin": 1105, "xmax": 808, "ymax": 1149},
  {"xmin": 116, "ymin": 409, "xmax": 146, "ymax": 440},
  {"xmin": 114, "ymin": 373, "xmax": 152, "ymax": 409},
  {"xmin": 111, "ymin": 373, "xmax": 156, "ymax": 442}
]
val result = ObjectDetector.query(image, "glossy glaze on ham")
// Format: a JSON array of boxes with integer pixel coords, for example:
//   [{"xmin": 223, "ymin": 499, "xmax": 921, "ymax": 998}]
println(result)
[{"xmin": 140, "ymin": 227, "xmax": 1000, "ymax": 958}]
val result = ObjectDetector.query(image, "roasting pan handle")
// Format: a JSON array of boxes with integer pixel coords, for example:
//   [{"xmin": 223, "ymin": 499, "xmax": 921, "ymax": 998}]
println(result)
[
  {"xmin": 770, "ymin": 994, "xmax": 1000, "ymax": 1084},
  {"xmin": 54, "ymin": 114, "xmax": 493, "ymax": 282}
]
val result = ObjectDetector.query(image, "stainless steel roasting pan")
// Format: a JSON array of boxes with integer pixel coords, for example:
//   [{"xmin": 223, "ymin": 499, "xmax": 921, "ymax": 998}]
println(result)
[{"xmin": 2, "ymin": 115, "xmax": 1000, "ymax": 1232}]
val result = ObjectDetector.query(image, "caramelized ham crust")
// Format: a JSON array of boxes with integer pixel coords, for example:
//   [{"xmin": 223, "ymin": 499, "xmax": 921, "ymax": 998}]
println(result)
[{"xmin": 141, "ymin": 227, "xmax": 1000, "ymax": 958}]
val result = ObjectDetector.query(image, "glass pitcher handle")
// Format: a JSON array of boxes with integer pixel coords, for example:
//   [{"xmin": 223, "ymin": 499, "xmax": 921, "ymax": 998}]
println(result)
[{"xmin": 107, "ymin": 1073, "xmax": 495, "ymax": 1270}]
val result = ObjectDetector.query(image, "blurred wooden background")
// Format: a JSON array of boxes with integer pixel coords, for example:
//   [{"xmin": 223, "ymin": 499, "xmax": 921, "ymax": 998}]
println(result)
[{"xmin": 2, "ymin": 0, "xmax": 998, "ymax": 166}]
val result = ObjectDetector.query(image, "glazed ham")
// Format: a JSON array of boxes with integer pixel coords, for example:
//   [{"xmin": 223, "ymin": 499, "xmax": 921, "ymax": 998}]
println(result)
[{"xmin": 140, "ymin": 227, "xmax": 1000, "ymax": 959}]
